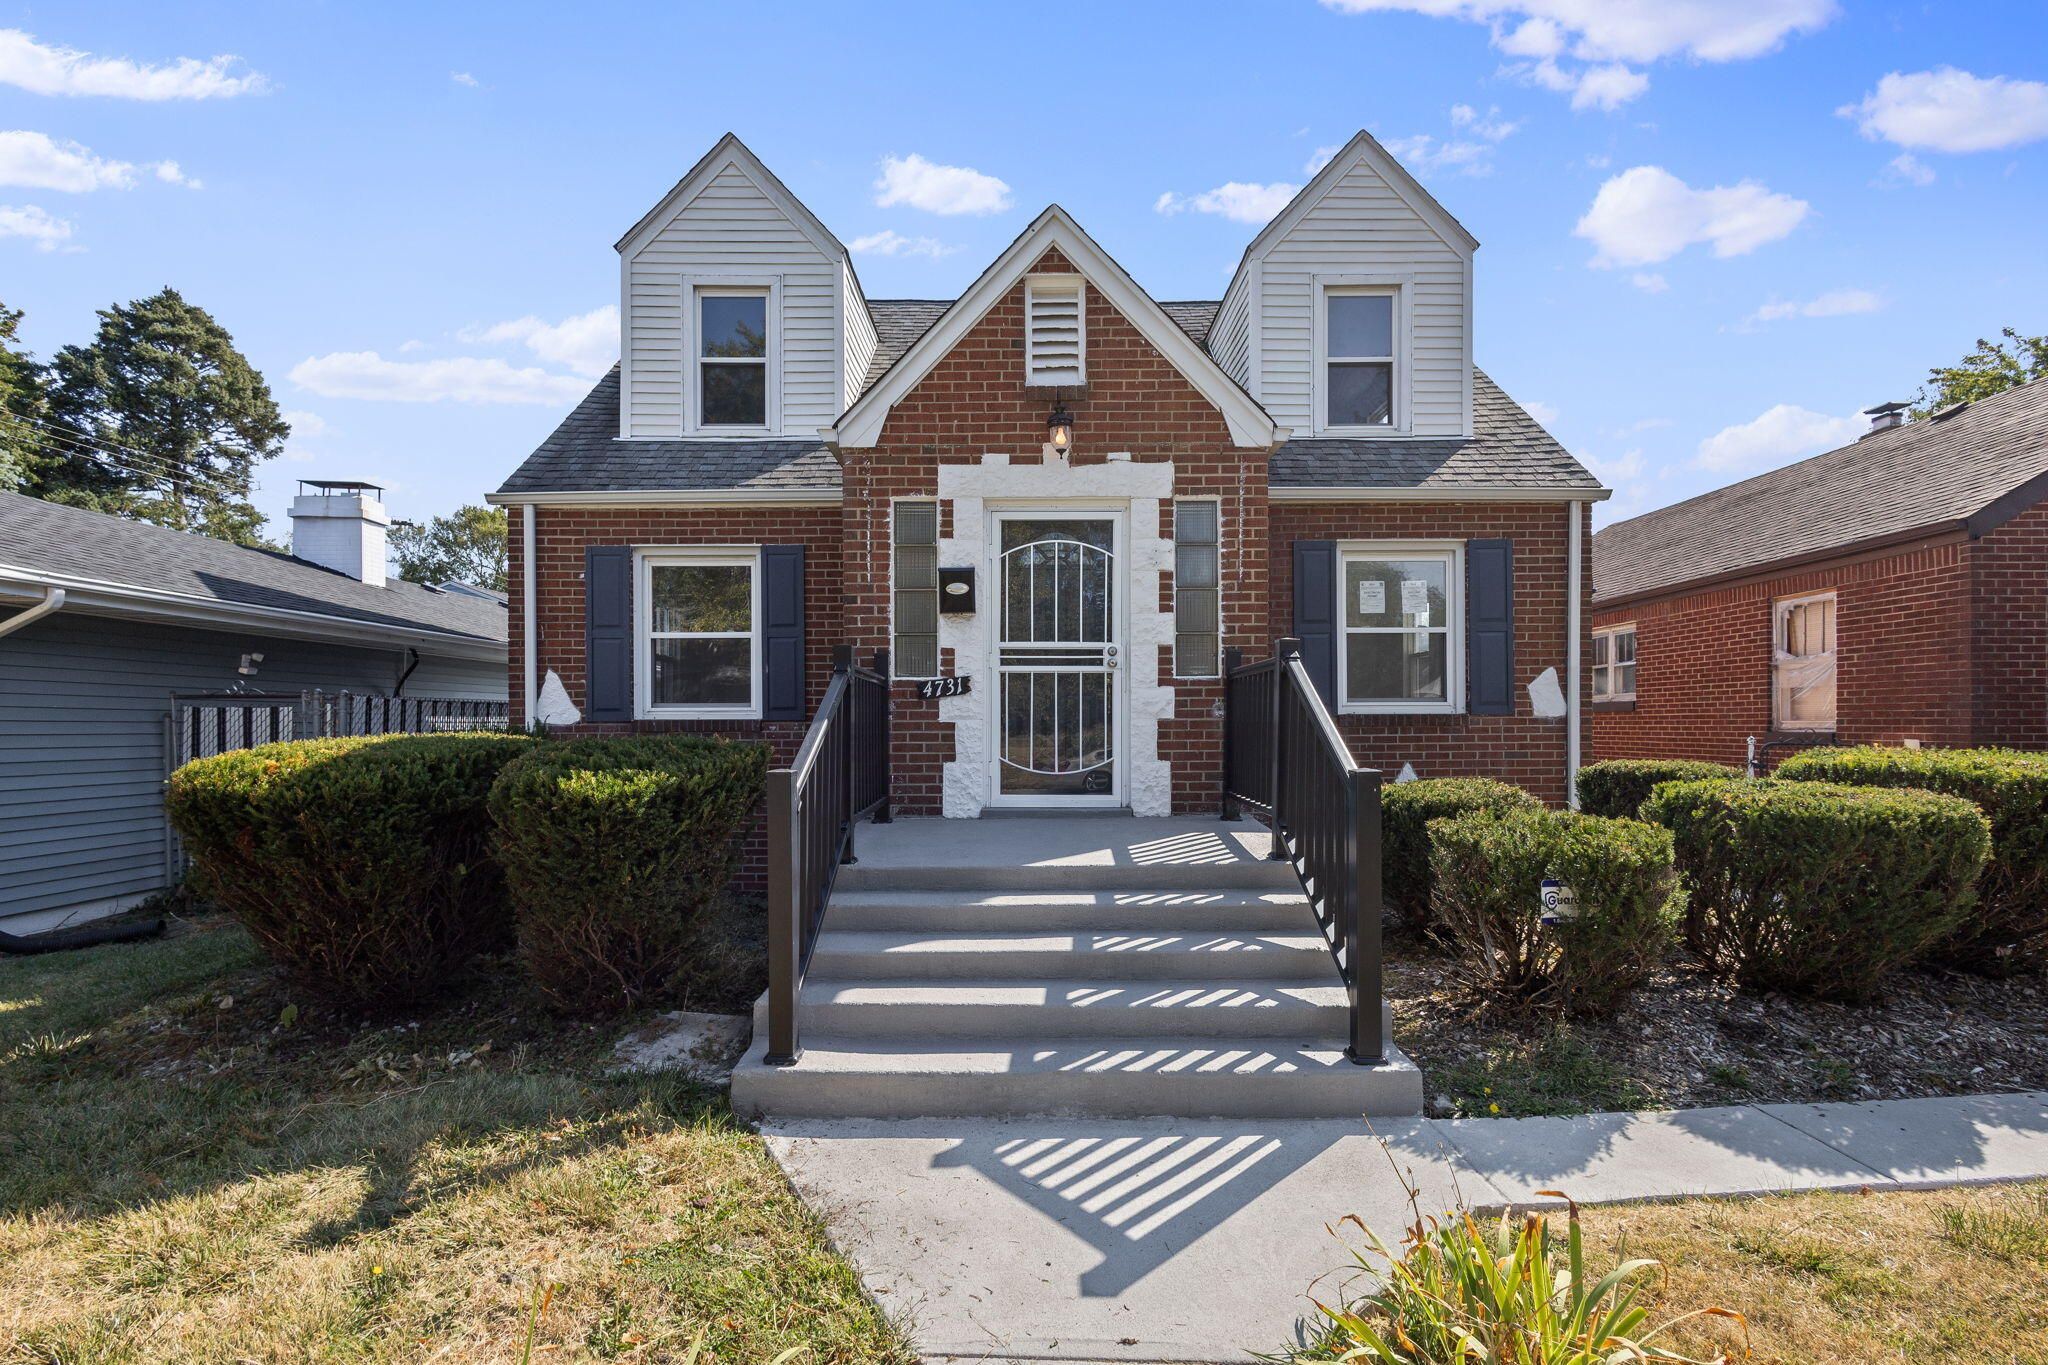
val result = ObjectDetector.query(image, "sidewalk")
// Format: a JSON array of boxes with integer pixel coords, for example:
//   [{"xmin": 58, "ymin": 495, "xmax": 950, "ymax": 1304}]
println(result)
[{"xmin": 761, "ymin": 1090, "xmax": 2048, "ymax": 1364}]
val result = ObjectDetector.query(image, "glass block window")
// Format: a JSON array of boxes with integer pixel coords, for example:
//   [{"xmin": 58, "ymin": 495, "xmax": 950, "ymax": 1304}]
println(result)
[
  {"xmin": 1174, "ymin": 500, "xmax": 1221, "ymax": 677},
  {"xmin": 893, "ymin": 501, "xmax": 939, "ymax": 679}
]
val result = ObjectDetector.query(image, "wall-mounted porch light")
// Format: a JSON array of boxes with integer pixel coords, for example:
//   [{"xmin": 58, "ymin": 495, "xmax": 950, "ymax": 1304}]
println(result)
[{"xmin": 1046, "ymin": 398, "xmax": 1075, "ymax": 455}]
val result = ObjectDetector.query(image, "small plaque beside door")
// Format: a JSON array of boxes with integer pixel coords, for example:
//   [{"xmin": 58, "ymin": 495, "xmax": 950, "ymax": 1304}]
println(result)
[{"xmin": 916, "ymin": 676, "xmax": 972, "ymax": 699}]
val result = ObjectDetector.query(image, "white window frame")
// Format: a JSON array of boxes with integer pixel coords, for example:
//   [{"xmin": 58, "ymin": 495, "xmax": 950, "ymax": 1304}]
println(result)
[
  {"xmin": 685, "ymin": 277, "xmax": 780, "ymax": 437},
  {"xmin": 1336, "ymin": 540, "xmax": 1463, "ymax": 716},
  {"xmin": 1592, "ymin": 623, "xmax": 1637, "ymax": 702},
  {"xmin": 1024, "ymin": 276, "xmax": 1086, "ymax": 388},
  {"xmin": 635, "ymin": 546, "xmax": 762, "ymax": 720},
  {"xmin": 1773, "ymin": 591, "xmax": 1837, "ymax": 732},
  {"xmin": 1313, "ymin": 276, "xmax": 1408, "ymax": 436}
]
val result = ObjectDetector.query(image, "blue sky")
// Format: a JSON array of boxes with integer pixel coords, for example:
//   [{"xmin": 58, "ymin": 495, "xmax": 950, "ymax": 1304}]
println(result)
[{"xmin": 5, "ymin": 0, "xmax": 2046, "ymax": 534}]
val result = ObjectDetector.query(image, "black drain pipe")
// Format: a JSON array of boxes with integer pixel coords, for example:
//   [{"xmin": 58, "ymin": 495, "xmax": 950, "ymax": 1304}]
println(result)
[{"xmin": 0, "ymin": 916, "xmax": 165, "ymax": 955}]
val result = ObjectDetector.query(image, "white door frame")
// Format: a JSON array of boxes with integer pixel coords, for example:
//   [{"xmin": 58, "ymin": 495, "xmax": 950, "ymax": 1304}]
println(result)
[{"xmin": 984, "ymin": 502, "xmax": 1129, "ymax": 809}]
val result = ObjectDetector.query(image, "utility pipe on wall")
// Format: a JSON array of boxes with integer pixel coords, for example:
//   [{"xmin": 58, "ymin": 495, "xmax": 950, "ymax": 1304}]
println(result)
[
  {"xmin": 522, "ymin": 503, "xmax": 538, "ymax": 725},
  {"xmin": 0, "ymin": 585, "xmax": 66, "ymax": 641},
  {"xmin": 1565, "ymin": 501, "xmax": 1583, "ymax": 809}
]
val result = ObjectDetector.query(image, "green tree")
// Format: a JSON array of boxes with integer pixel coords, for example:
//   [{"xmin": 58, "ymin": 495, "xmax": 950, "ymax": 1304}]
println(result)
[
  {"xmin": 0, "ymin": 302, "xmax": 47, "ymax": 493},
  {"xmin": 390, "ymin": 504, "xmax": 508, "ymax": 592},
  {"xmin": 35, "ymin": 288, "xmax": 288, "ymax": 546},
  {"xmin": 1913, "ymin": 326, "xmax": 2048, "ymax": 417}
]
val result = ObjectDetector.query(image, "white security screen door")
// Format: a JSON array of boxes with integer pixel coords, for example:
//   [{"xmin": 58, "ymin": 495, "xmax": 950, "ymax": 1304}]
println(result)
[{"xmin": 990, "ymin": 513, "xmax": 1122, "ymax": 806}]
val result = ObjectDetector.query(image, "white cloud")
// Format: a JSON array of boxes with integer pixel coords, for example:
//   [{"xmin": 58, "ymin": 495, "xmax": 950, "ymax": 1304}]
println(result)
[
  {"xmin": 0, "ymin": 29, "xmax": 267, "ymax": 99},
  {"xmin": 451, "ymin": 71, "xmax": 479, "ymax": 87},
  {"xmin": 152, "ymin": 159, "xmax": 200, "ymax": 188},
  {"xmin": 1696, "ymin": 403, "xmax": 1860, "ymax": 472},
  {"xmin": 1304, "ymin": 144, "xmax": 1342, "ymax": 175},
  {"xmin": 1318, "ymin": 0, "xmax": 1836, "ymax": 64},
  {"xmin": 1523, "ymin": 399, "xmax": 1561, "ymax": 425},
  {"xmin": 1839, "ymin": 67, "xmax": 2048, "ymax": 154},
  {"xmin": 1575, "ymin": 165, "xmax": 1809, "ymax": 268},
  {"xmin": 1630, "ymin": 272, "xmax": 1669, "ymax": 293},
  {"xmin": 873, "ymin": 154, "xmax": 1012, "ymax": 216},
  {"xmin": 290, "ymin": 353, "xmax": 589, "ymax": 405},
  {"xmin": 1155, "ymin": 181, "xmax": 1301, "ymax": 224},
  {"xmin": 280, "ymin": 410, "xmax": 329, "ymax": 462},
  {"xmin": 1876, "ymin": 152, "xmax": 1936, "ymax": 188},
  {"xmin": 1381, "ymin": 134, "xmax": 1496, "ymax": 178},
  {"xmin": 1733, "ymin": 288, "xmax": 1881, "ymax": 332},
  {"xmin": 462, "ymin": 305, "xmax": 618, "ymax": 379},
  {"xmin": 0, "ymin": 132, "xmax": 198, "ymax": 193},
  {"xmin": 848, "ymin": 228, "xmax": 960, "ymax": 259},
  {"xmin": 0, "ymin": 203, "xmax": 71, "ymax": 250},
  {"xmin": 1511, "ymin": 56, "xmax": 1650, "ymax": 110},
  {"xmin": 1449, "ymin": 103, "xmax": 1521, "ymax": 140}
]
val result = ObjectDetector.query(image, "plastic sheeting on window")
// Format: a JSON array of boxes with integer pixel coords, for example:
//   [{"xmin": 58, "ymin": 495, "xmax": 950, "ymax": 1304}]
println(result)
[{"xmin": 1773, "ymin": 647, "xmax": 1836, "ymax": 729}]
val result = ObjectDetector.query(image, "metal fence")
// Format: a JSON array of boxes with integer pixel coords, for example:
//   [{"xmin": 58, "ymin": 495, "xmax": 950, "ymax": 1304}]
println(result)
[{"xmin": 170, "ymin": 690, "xmax": 510, "ymax": 769}]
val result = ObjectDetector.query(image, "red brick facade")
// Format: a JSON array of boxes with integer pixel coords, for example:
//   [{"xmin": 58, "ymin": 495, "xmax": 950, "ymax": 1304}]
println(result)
[
  {"xmin": 508, "ymin": 250, "xmax": 1591, "ymax": 827},
  {"xmin": 1590, "ymin": 499, "xmax": 2048, "ymax": 768}
]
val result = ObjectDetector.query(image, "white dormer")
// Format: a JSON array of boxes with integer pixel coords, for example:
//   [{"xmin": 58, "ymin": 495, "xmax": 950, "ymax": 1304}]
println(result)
[
  {"xmin": 614, "ymin": 135, "xmax": 870, "ymax": 440},
  {"xmin": 1210, "ymin": 131, "xmax": 1478, "ymax": 440}
]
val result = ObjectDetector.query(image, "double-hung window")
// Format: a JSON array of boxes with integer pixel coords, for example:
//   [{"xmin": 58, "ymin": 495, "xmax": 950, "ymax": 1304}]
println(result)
[
  {"xmin": 639, "ymin": 549, "xmax": 759, "ymax": 717},
  {"xmin": 1592, "ymin": 625, "xmax": 1636, "ymax": 703},
  {"xmin": 1322, "ymin": 287, "xmax": 1397, "ymax": 430},
  {"xmin": 1338, "ymin": 543, "xmax": 1461, "ymax": 713},
  {"xmin": 696, "ymin": 287, "xmax": 769, "ymax": 429},
  {"xmin": 1773, "ymin": 592, "xmax": 1836, "ymax": 731}
]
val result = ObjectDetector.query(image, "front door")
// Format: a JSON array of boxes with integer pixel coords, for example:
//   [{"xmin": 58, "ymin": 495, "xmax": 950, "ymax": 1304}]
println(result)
[{"xmin": 988, "ymin": 512, "xmax": 1123, "ymax": 808}]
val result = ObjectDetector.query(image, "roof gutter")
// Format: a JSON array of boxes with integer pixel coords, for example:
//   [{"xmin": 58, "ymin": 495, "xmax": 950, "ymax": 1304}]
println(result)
[
  {"xmin": 1270, "ymin": 485, "xmax": 1611, "ymax": 503},
  {"xmin": 485, "ymin": 488, "xmax": 842, "ymax": 508},
  {"xmin": 0, "ymin": 584, "xmax": 65, "ymax": 641},
  {"xmin": 0, "ymin": 569, "xmax": 504, "ymax": 662}
]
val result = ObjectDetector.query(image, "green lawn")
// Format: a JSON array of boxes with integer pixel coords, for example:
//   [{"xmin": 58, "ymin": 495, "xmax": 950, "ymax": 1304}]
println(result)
[{"xmin": 0, "ymin": 915, "xmax": 909, "ymax": 1364}]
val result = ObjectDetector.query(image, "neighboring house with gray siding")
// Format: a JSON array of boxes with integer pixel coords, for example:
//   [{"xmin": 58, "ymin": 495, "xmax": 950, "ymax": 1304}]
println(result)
[{"xmin": 0, "ymin": 484, "xmax": 507, "ymax": 932}]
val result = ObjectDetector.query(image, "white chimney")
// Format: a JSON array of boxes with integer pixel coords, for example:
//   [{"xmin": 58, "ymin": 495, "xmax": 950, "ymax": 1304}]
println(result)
[
  {"xmin": 289, "ymin": 480, "xmax": 390, "ymax": 587},
  {"xmin": 1860, "ymin": 400, "xmax": 1909, "ymax": 436}
]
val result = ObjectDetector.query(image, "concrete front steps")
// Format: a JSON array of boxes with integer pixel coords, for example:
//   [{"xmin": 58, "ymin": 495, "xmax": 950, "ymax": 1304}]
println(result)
[{"xmin": 728, "ymin": 817, "xmax": 1423, "ymax": 1120}]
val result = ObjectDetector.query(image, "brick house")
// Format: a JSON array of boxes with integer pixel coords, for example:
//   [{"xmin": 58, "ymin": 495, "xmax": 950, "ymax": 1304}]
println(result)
[
  {"xmin": 488, "ymin": 132, "xmax": 1605, "ymax": 828},
  {"xmin": 1590, "ymin": 380, "xmax": 2048, "ymax": 769}
]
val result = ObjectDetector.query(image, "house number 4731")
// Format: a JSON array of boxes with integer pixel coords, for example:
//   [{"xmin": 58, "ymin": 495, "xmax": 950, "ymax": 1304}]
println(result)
[{"xmin": 916, "ymin": 676, "xmax": 972, "ymax": 699}]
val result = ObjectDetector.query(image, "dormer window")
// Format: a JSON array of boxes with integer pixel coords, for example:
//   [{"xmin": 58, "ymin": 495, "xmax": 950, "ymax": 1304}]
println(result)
[
  {"xmin": 1320, "ymin": 285, "xmax": 1399, "ymax": 431},
  {"xmin": 698, "ymin": 287, "xmax": 770, "ymax": 428},
  {"xmin": 1025, "ymin": 279, "xmax": 1085, "ymax": 387}
]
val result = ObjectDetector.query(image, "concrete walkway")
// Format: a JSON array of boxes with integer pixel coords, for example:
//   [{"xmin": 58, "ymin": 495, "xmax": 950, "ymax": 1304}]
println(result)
[{"xmin": 763, "ymin": 1090, "xmax": 2048, "ymax": 1363}]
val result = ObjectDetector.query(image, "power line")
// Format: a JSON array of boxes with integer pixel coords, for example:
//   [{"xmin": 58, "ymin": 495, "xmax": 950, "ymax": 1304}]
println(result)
[
  {"xmin": 5, "ymin": 412, "xmax": 251, "ymax": 488},
  {"xmin": 3, "ymin": 428, "xmax": 253, "ymax": 502}
]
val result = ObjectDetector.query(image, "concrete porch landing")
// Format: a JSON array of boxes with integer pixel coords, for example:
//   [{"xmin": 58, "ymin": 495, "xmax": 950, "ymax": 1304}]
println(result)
[{"xmin": 839, "ymin": 815, "xmax": 1288, "ymax": 892}]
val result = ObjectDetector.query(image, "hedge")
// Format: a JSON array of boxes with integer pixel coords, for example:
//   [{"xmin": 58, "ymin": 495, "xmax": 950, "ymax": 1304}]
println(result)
[
  {"xmin": 1641, "ymin": 777, "xmax": 1990, "ymax": 1000},
  {"xmin": 1777, "ymin": 745, "xmax": 2048, "ymax": 975},
  {"xmin": 1381, "ymin": 778, "xmax": 1543, "ymax": 932},
  {"xmin": 1575, "ymin": 758, "xmax": 1744, "ymax": 820},
  {"xmin": 488, "ymin": 735, "xmax": 768, "ymax": 1015},
  {"xmin": 165, "ymin": 733, "xmax": 536, "ymax": 1012},
  {"xmin": 1429, "ymin": 809, "xmax": 1677, "ymax": 1017}
]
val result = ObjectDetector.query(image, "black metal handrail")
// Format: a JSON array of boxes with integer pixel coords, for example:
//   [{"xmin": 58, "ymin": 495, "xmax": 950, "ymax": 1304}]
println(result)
[
  {"xmin": 1220, "ymin": 637, "xmax": 1385, "ymax": 1064},
  {"xmin": 764, "ymin": 647, "xmax": 891, "ymax": 1066}
]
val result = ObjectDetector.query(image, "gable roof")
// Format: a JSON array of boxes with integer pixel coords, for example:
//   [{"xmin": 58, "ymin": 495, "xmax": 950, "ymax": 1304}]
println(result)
[
  {"xmin": 1593, "ymin": 377, "xmax": 2048, "ymax": 605},
  {"xmin": 0, "ymin": 491, "xmax": 507, "ymax": 655},
  {"xmin": 615, "ymin": 133, "xmax": 845, "ymax": 259},
  {"xmin": 835, "ymin": 207, "xmax": 1277, "ymax": 449}
]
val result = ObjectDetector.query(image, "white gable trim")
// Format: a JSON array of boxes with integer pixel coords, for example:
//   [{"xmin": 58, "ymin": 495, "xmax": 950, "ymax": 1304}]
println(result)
[
  {"xmin": 837, "ymin": 207, "xmax": 1276, "ymax": 449},
  {"xmin": 1255, "ymin": 130, "xmax": 1477, "ymax": 262},
  {"xmin": 614, "ymin": 133, "xmax": 845, "ymax": 261}
]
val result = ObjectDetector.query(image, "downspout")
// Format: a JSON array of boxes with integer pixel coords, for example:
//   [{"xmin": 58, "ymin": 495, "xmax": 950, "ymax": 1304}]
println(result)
[
  {"xmin": 522, "ymin": 503, "xmax": 538, "ymax": 725},
  {"xmin": 0, "ymin": 585, "xmax": 66, "ymax": 640},
  {"xmin": 394, "ymin": 647, "xmax": 421, "ymax": 696},
  {"xmin": 1566, "ymin": 501, "xmax": 1583, "ymax": 809}
]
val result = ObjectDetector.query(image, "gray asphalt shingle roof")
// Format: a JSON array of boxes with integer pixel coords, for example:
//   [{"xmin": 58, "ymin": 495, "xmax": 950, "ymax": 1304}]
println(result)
[
  {"xmin": 1592, "ymin": 377, "xmax": 2048, "ymax": 603},
  {"xmin": 0, "ymin": 491, "xmax": 508, "ymax": 644},
  {"xmin": 495, "ymin": 300, "xmax": 1593, "ymax": 497}
]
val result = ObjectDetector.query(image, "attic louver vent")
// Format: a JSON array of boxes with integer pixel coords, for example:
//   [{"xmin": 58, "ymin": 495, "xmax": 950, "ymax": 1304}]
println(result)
[{"xmin": 1025, "ymin": 279, "xmax": 1084, "ymax": 387}]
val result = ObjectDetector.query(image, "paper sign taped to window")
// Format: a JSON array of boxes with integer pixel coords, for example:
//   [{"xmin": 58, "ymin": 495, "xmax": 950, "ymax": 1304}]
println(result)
[
  {"xmin": 1400, "ymin": 579, "xmax": 1430, "ymax": 615},
  {"xmin": 1357, "ymin": 580, "xmax": 1385, "ymax": 615}
]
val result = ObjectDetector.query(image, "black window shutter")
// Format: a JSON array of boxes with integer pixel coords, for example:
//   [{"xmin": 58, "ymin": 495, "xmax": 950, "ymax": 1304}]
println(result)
[
  {"xmin": 584, "ymin": 545, "xmax": 634, "ymax": 721},
  {"xmin": 760, "ymin": 545, "xmax": 806, "ymax": 721},
  {"xmin": 1292, "ymin": 539, "xmax": 1338, "ymax": 707},
  {"xmin": 1466, "ymin": 537, "xmax": 1515, "ymax": 715}
]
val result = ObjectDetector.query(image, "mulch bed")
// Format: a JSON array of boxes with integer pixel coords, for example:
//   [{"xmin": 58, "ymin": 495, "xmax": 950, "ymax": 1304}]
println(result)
[{"xmin": 1385, "ymin": 944, "xmax": 2048, "ymax": 1117}]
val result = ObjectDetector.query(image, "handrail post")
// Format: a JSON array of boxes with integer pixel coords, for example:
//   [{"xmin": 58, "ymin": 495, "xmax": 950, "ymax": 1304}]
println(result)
[
  {"xmin": 764, "ymin": 766, "xmax": 801, "ymax": 1066},
  {"xmin": 1218, "ymin": 646, "xmax": 1242, "ymax": 821},
  {"xmin": 872, "ymin": 648, "xmax": 893, "ymax": 824},
  {"xmin": 1346, "ymin": 767, "xmax": 1386, "ymax": 1064},
  {"xmin": 832, "ymin": 647, "xmax": 857, "ymax": 865},
  {"xmin": 1268, "ymin": 638, "xmax": 1300, "ymax": 860}
]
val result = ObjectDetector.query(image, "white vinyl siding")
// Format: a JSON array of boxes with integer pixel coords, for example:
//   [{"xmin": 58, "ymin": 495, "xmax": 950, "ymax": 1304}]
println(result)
[
  {"xmin": 1253, "ymin": 156, "xmax": 1470, "ymax": 437},
  {"xmin": 1207, "ymin": 279, "xmax": 1252, "ymax": 388},
  {"xmin": 622, "ymin": 162, "xmax": 842, "ymax": 438},
  {"xmin": 842, "ymin": 258, "xmax": 877, "ymax": 409}
]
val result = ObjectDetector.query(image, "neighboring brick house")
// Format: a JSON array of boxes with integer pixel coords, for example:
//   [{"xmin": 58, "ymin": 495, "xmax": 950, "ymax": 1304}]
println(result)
[
  {"xmin": 489, "ymin": 132, "xmax": 1605, "ymax": 827},
  {"xmin": 1590, "ymin": 379, "xmax": 2048, "ymax": 768}
]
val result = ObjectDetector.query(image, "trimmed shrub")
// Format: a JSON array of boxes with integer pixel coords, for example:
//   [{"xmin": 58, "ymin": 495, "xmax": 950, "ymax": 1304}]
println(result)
[
  {"xmin": 165, "ymin": 733, "xmax": 536, "ymax": 1012},
  {"xmin": 1429, "ymin": 809, "xmax": 1677, "ymax": 1017},
  {"xmin": 1381, "ymin": 778, "xmax": 1542, "ymax": 932},
  {"xmin": 1777, "ymin": 745, "xmax": 2048, "ymax": 975},
  {"xmin": 1641, "ymin": 778, "xmax": 1991, "ymax": 1000},
  {"xmin": 489, "ymin": 735, "xmax": 768, "ymax": 1015},
  {"xmin": 1575, "ymin": 758, "xmax": 1744, "ymax": 820}
]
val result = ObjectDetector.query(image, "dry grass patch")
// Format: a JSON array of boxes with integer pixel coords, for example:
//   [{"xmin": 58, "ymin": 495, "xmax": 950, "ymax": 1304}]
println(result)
[{"xmin": 0, "ymin": 915, "xmax": 907, "ymax": 1364}]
